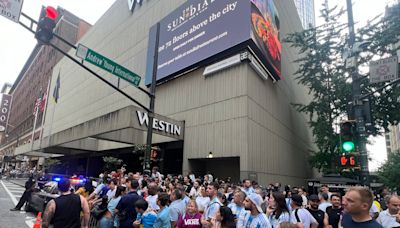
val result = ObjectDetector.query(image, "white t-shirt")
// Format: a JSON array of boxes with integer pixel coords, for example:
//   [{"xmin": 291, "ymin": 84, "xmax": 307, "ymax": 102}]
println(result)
[
  {"xmin": 196, "ymin": 196, "xmax": 210, "ymax": 213},
  {"xmin": 369, "ymin": 203, "xmax": 379, "ymax": 218},
  {"xmin": 146, "ymin": 194, "xmax": 160, "ymax": 210},
  {"xmin": 291, "ymin": 208, "xmax": 318, "ymax": 228},
  {"xmin": 318, "ymin": 201, "xmax": 332, "ymax": 212},
  {"xmin": 106, "ymin": 188, "xmax": 116, "ymax": 200},
  {"xmin": 377, "ymin": 210, "xmax": 400, "ymax": 227}
]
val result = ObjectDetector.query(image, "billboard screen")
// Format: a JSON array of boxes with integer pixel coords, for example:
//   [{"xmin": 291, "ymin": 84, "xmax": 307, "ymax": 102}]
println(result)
[{"xmin": 145, "ymin": 0, "xmax": 281, "ymax": 84}]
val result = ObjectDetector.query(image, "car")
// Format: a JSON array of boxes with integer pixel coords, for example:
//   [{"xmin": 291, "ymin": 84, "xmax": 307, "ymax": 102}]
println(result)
[{"xmin": 26, "ymin": 181, "xmax": 59, "ymax": 213}]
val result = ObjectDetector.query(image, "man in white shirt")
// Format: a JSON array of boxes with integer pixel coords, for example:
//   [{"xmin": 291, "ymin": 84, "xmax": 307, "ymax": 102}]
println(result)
[
  {"xmin": 146, "ymin": 182, "xmax": 160, "ymax": 210},
  {"xmin": 318, "ymin": 192, "xmax": 332, "ymax": 212},
  {"xmin": 290, "ymin": 194, "xmax": 318, "ymax": 228},
  {"xmin": 377, "ymin": 195, "xmax": 400, "ymax": 227}
]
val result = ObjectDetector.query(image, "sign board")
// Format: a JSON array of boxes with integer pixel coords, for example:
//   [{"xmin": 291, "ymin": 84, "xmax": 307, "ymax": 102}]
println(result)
[
  {"xmin": 369, "ymin": 56, "xmax": 399, "ymax": 84},
  {"xmin": 76, "ymin": 44, "xmax": 141, "ymax": 87},
  {"xmin": 0, "ymin": 0, "xmax": 23, "ymax": 23},
  {"xmin": 0, "ymin": 94, "xmax": 12, "ymax": 132},
  {"xmin": 145, "ymin": 0, "xmax": 281, "ymax": 84}
]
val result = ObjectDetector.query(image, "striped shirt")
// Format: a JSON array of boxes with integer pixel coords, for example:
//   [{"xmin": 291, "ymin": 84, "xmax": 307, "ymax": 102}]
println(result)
[{"xmin": 238, "ymin": 211, "xmax": 272, "ymax": 228}]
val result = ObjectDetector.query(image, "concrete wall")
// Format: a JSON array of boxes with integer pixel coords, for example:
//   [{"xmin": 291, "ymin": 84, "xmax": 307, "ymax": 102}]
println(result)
[{"xmin": 43, "ymin": 0, "xmax": 316, "ymax": 186}]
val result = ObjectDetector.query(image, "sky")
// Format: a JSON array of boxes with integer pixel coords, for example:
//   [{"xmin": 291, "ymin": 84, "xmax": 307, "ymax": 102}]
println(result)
[{"xmin": 0, "ymin": 0, "xmax": 396, "ymax": 171}]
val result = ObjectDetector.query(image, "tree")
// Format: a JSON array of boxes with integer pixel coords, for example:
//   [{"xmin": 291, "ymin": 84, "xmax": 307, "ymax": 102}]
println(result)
[
  {"xmin": 103, "ymin": 156, "xmax": 123, "ymax": 172},
  {"xmin": 378, "ymin": 152, "xmax": 400, "ymax": 193},
  {"xmin": 284, "ymin": 2, "xmax": 400, "ymax": 173}
]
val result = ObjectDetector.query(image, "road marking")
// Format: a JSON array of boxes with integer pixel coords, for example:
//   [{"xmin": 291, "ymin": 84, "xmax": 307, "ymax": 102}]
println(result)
[{"xmin": 0, "ymin": 180, "xmax": 17, "ymax": 205}]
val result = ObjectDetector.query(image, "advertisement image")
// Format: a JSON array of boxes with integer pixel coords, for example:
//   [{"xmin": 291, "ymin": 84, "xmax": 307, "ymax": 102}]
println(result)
[{"xmin": 250, "ymin": 0, "xmax": 281, "ymax": 79}]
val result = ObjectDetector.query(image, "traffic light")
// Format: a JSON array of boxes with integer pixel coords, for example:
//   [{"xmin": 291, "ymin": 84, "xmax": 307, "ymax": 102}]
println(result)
[
  {"xmin": 340, "ymin": 121, "xmax": 356, "ymax": 152},
  {"xmin": 35, "ymin": 6, "xmax": 58, "ymax": 44}
]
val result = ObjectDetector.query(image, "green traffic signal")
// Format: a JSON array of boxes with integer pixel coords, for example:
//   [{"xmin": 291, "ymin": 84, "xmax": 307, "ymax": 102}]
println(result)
[{"xmin": 342, "ymin": 141, "xmax": 355, "ymax": 152}]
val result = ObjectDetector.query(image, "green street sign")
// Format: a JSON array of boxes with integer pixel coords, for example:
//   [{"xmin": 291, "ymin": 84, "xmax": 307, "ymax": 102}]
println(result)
[{"xmin": 76, "ymin": 44, "xmax": 141, "ymax": 87}]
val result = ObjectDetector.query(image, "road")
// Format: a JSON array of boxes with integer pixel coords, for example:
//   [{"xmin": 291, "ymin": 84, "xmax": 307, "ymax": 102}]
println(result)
[{"xmin": 0, "ymin": 179, "xmax": 36, "ymax": 228}]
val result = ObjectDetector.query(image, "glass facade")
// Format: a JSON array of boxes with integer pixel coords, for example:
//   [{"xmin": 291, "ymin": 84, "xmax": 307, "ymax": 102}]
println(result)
[{"xmin": 294, "ymin": 0, "xmax": 315, "ymax": 29}]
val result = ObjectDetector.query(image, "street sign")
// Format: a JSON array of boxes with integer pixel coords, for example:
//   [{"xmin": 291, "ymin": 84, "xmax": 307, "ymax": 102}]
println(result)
[
  {"xmin": 0, "ymin": 0, "xmax": 23, "ymax": 23},
  {"xmin": 369, "ymin": 56, "xmax": 399, "ymax": 84},
  {"xmin": 76, "ymin": 44, "xmax": 141, "ymax": 87}
]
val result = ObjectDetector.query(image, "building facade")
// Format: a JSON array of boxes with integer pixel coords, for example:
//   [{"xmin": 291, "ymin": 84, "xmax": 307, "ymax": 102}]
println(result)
[
  {"xmin": 25, "ymin": 0, "xmax": 318, "ymax": 186},
  {"xmin": 294, "ymin": 0, "xmax": 315, "ymax": 29},
  {"xmin": 0, "ymin": 7, "xmax": 90, "ymax": 169},
  {"xmin": 385, "ymin": 125, "xmax": 400, "ymax": 154}
]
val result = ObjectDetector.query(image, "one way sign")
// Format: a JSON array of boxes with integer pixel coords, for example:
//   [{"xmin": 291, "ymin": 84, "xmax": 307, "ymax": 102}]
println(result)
[{"xmin": 0, "ymin": 0, "xmax": 24, "ymax": 23}]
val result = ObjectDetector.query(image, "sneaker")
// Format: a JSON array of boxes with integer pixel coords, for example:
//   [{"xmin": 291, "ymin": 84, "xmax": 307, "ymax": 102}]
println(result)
[{"xmin": 10, "ymin": 208, "xmax": 20, "ymax": 211}]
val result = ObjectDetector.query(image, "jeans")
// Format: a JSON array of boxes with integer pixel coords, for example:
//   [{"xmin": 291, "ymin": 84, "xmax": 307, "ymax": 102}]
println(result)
[{"xmin": 99, "ymin": 216, "xmax": 114, "ymax": 228}]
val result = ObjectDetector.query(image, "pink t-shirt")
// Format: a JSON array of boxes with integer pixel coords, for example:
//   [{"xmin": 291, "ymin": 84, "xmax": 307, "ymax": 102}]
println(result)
[{"xmin": 176, "ymin": 212, "xmax": 202, "ymax": 228}]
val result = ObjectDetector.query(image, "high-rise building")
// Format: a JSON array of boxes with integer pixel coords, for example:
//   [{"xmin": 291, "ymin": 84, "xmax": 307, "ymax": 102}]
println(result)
[
  {"xmin": 294, "ymin": 0, "xmax": 316, "ymax": 29},
  {"xmin": 386, "ymin": 125, "xmax": 400, "ymax": 154}
]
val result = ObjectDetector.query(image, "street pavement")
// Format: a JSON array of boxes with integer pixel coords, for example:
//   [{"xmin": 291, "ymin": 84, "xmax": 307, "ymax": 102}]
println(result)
[{"xmin": 0, "ymin": 179, "xmax": 36, "ymax": 228}]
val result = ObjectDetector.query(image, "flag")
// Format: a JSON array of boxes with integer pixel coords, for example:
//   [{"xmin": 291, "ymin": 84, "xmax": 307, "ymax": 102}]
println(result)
[
  {"xmin": 40, "ymin": 91, "xmax": 47, "ymax": 112},
  {"xmin": 53, "ymin": 71, "xmax": 60, "ymax": 103}
]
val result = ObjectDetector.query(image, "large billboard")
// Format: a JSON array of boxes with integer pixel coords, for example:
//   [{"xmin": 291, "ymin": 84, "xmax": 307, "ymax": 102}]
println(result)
[{"xmin": 145, "ymin": 0, "xmax": 281, "ymax": 84}]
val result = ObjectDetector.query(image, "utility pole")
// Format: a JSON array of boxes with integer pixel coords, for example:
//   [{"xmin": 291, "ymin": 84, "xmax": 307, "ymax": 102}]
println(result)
[{"xmin": 346, "ymin": 0, "xmax": 370, "ymax": 186}]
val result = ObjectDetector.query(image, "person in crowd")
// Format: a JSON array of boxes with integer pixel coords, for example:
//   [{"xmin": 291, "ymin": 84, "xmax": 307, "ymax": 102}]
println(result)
[
  {"xmin": 342, "ymin": 187, "xmax": 383, "ymax": 227},
  {"xmin": 10, "ymin": 175, "xmax": 36, "ymax": 211},
  {"xmin": 370, "ymin": 198, "xmax": 380, "ymax": 220},
  {"xmin": 266, "ymin": 192, "xmax": 291, "ymax": 228},
  {"xmin": 189, "ymin": 180, "xmax": 201, "ymax": 199},
  {"xmin": 153, "ymin": 192, "xmax": 171, "ymax": 228},
  {"xmin": 133, "ymin": 199, "xmax": 157, "ymax": 228},
  {"xmin": 298, "ymin": 187, "xmax": 308, "ymax": 208},
  {"xmin": 147, "ymin": 182, "xmax": 160, "ymax": 210},
  {"xmin": 237, "ymin": 193, "xmax": 271, "ymax": 228},
  {"xmin": 115, "ymin": 179, "xmax": 143, "ymax": 228},
  {"xmin": 170, "ymin": 189, "xmax": 186, "ymax": 227},
  {"xmin": 241, "ymin": 179, "xmax": 256, "ymax": 196},
  {"xmin": 183, "ymin": 176, "xmax": 193, "ymax": 194},
  {"xmin": 100, "ymin": 185, "xmax": 126, "ymax": 228},
  {"xmin": 290, "ymin": 194, "xmax": 318, "ymax": 228},
  {"xmin": 376, "ymin": 195, "xmax": 400, "ymax": 227},
  {"xmin": 306, "ymin": 194, "xmax": 329, "ymax": 228},
  {"xmin": 325, "ymin": 193, "xmax": 343, "ymax": 228},
  {"xmin": 319, "ymin": 184, "xmax": 332, "ymax": 200},
  {"xmin": 75, "ymin": 178, "xmax": 94, "ymax": 198},
  {"xmin": 201, "ymin": 182, "xmax": 222, "ymax": 227},
  {"xmin": 188, "ymin": 171, "xmax": 196, "ymax": 183},
  {"xmin": 105, "ymin": 178, "xmax": 118, "ymax": 201},
  {"xmin": 378, "ymin": 188, "xmax": 389, "ymax": 211},
  {"xmin": 217, "ymin": 192, "xmax": 228, "ymax": 207},
  {"xmin": 196, "ymin": 185, "xmax": 210, "ymax": 214},
  {"xmin": 211, "ymin": 206, "xmax": 236, "ymax": 228},
  {"xmin": 228, "ymin": 190, "xmax": 246, "ymax": 221},
  {"xmin": 42, "ymin": 178, "xmax": 90, "ymax": 228},
  {"xmin": 167, "ymin": 182, "xmax": 176, "ymax": 195},
  {"xmin": 176, "ymin": 200, "xmax": 202, "ymax": 228},
  {"xmin": 318, "ymin": 192, "xmax": 332, "ymax": 213},
  {"xmin": 152, "ymin": 167, "xmax": 162, "ymax": 180}
]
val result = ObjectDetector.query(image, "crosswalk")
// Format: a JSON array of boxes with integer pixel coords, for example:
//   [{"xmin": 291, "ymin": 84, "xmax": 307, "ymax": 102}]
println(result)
[{"xmin": 0, "ymin": 180, "xmax": 36, "ymax": 227}]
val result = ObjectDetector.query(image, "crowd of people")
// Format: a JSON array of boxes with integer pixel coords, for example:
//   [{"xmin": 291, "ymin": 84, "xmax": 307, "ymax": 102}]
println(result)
[{"xmin": 6, "ymin": 166, "xmax": 400, "ymax": 228}]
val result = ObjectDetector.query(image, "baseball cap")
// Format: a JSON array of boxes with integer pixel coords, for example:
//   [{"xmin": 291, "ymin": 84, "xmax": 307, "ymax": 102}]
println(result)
[
  {"xmin": 291, "ymin": 194, "xmax": 303, "ymax": 206},
  {"xmin": 309, "ymin": 194, "xmax": 320, "ymax": 201},
  {"xmin": 247, "ymin": 193, "xmax": 264, "ymax": 213}
]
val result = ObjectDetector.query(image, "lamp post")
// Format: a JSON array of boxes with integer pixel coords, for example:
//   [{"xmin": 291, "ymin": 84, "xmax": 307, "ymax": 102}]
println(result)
[{"xmin": 346, "ymin": 0, "xmax": 370, "ymax": 186}]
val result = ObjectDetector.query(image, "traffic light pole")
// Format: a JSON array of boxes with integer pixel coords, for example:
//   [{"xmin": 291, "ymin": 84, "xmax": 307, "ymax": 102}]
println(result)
[{"xmin": 346, "ymin": 0, "xmax": 370, "ymax": 186}]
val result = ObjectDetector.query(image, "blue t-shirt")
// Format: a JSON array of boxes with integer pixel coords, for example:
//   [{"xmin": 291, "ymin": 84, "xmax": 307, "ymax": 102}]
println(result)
[
  {"xmin": 136, "ymin": 210, "xmax": 157, "ymax": 228},
  {"xmin": 154, "ymin": 207, "xmax": 171, "ymax": 228},
  {"xmin": 342, "ymin": 213, "xmax": 383, "ymax": 228}
]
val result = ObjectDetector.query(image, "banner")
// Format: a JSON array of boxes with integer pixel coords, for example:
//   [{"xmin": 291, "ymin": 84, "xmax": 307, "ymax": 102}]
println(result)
[{"xmin": 0, "ymin": 94, "xmax": 12, "ymax": 132}]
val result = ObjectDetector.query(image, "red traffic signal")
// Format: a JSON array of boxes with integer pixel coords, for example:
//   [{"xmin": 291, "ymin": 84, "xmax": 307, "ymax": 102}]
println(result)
[
  {"xmin": 35, "ymin": 6, "xmax": 58, "ymax": 44},
  {"xmin": 340, "ymin": 155, "xmax": 357, "ymax": 167}
]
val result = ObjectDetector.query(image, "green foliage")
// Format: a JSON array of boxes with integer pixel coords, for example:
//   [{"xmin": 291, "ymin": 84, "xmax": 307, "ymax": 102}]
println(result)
[
  {"xmin": 284, "ymin": 2, "xmax": 400, "ymax": 173},
  {"xmin": 43, "ymin": 158, "xmax": 61, "ymax": 172},
  {"xmin": 103, "ymin": 156, "xmax": 123, "ymax": 172},
  {"xmin": 378, "ymin": 152, "xmax": 400, "ymax": 193}
]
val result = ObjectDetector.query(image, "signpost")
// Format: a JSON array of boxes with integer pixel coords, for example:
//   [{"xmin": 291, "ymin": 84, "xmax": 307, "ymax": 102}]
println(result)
[
  {"xmin": 76, "ymin": 44, "xmax": 141, "ymax": 87},
  {"xmin": 369, "ymin": 56, "xmax": 399, "ymax": 84},
  {"xmin": 0, "ymin": 0, "xmax": 23, "ymax": 23}
]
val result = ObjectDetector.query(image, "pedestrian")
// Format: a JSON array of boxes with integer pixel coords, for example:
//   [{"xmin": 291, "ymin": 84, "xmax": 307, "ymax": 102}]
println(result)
[
  {"xmin": 147, "ymin": 181, "xmax": 160, "ymax": 210},
  {"xmin": 306, "ymin": 194, "xmax": 329, "ymax": 228},
  {"xmin": 318, "ymin": 192, "xmax": 332, "ymax": 212},
  {"xmin": 201, "ymin": 182, "xmax": 222, "ymax": 227},
  {"xmin": 289, "ymin": 194, "xmax": 318, "ymax": 228},
  {"xmin": 266, "ymin": 192, "xmax": 291, "ymax": 227},
  {"xmin": 41, "ymin": 178, "xmax": 90, "ymax": 228},
  {"xmin": 99, "ymin": 185, "xmax": 126, "ymax": 228},
  {"xmin": 342, "ymin": 187, "xmax": 383, "ymax": 227},
  {"xmin": 133, "ymin": 199, "xmax": 157, "ymax": 228},
  {"xmin": 115, "ymin": 179, "xmax": 143, "ymax": 228},
  {"xmin": 237, "ymin": 193, "xmax": 271, "ymax": 228},
  {"xmin": 10, "ymin": 175, "xmax": 36, "ymax": 211},
  {"xmin": 227, "ymin": 190, "xmax": 246, "ymax": 221},
  {"xmin": 241, "ymin": 179, "xmax": 255, "ymax": 196},
  {"xmin": 153, "ymin": 192, "xmax": 171, "ymax": 228},
  {"xmin": 376, "ymin": 195, "xmax": 400, "ymax": 227},
  {"xmin": 325, "ymin": 194, "xmax": 343, "ymax": 228},
  {"xmin": 211, "ymin": 206, "xmax": 236, "ymax": 228},
  {"xmin": 169, "ymin": 189, "xmax": 186, "ymax": 227},
  {"xmin": 196, "ymin": 185, "xmax": 210, "ymax": 214},
  {"xmin": 176, "ymin": 200, "xmax": 202, "ymax": 228}
]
